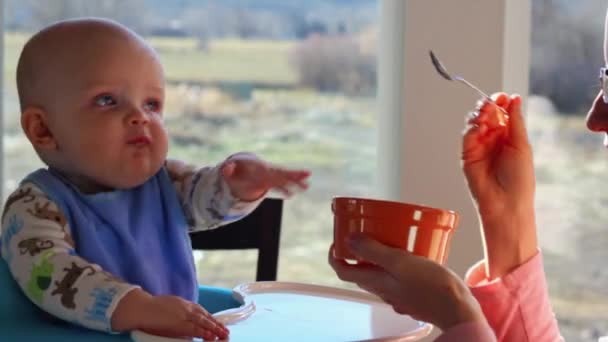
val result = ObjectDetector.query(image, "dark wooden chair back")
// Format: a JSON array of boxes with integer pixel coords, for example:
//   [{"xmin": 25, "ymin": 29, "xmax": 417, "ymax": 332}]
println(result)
[{"xmin": 189, "ymin": 198, "xmax": 283, "ymax": 281}]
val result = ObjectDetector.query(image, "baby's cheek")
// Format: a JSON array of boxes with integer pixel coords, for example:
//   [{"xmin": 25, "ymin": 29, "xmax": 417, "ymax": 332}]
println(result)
[{"xmin": 155, "ymin": 126, "xmax": 170, "ymax": 158}]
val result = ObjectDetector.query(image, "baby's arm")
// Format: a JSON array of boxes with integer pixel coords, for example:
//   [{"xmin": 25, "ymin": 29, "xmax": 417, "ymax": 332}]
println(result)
[
  {"xmin": 165, "ymin": 157, "xmax": 262, "ymax": 232},
  {"xmin": 1, "ymin": 183, "xmax": 138, "ymax": 332}
]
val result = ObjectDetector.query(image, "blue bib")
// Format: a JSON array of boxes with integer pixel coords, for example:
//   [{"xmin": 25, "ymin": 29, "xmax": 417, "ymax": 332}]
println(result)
[{"xmin": 24, "ymin": 168, "xmax": 198, "ymax": 302}]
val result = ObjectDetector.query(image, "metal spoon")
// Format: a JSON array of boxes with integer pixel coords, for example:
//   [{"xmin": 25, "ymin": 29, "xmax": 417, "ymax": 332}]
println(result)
[{"xmin": 429, "ymin": 50, "xmax": 507, "ymax": 114}]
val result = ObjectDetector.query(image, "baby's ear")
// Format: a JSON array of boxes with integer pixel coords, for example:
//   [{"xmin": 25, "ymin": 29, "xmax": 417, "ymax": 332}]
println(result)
[{"xmin": 21, "ymin": 106, "xmax": 57, "ymax": 150}]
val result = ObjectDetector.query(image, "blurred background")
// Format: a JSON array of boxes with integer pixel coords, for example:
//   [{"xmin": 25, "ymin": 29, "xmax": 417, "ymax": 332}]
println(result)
[{"xmin": 2, "ymin": 1, "xmax": 607, "ymax": 340}]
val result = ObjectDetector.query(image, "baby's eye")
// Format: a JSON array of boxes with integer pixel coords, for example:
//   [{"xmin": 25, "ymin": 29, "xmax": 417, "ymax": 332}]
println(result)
[
  {"xmin": 94, "ymin": 94, "xmax": 117, "ymax": 107},
  {"xmin": 144, "ymin": 99, "xmax": 162, "ymax": 113}
]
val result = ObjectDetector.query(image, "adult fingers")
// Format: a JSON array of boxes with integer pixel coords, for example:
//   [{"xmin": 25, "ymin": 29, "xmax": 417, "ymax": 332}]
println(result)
[
  {"xmin": 491, "ymin": 92, "xmax": 511, "ymax": 108},
  {"xmin": 462, "ymin": 121, "xmax": 487, "ymax": 162},
  {"xmin": 328, "ymin": 245, "xmax": 384, "ymax": 282},
  {"xmin": 329, "ymin": 245, "xmax": 428, "ymax": 320},
  {"xmin": 329, "ymin": 252, "xmax": 388, "ymax": 285},
  {"xmin": 505, "ymin": 94, "xmax": 531, "ymax": 149},
  {"xmin": 473, "ymin": 93, "xmax": 511, "ymax": 128},
  {"xmin": 462, "ymin": 93, "xmax": 510, "ymax": 163},
  {"xmin": 346, "ymin": 234, "xmax": 434, "ymax": 280},
  {"xmin": 462, "ymin": 122, "xmax": 504, "ymax": 166},
  {"xmin": 328, "ymin": 245, "xmax": 399, "ymax": 299}
]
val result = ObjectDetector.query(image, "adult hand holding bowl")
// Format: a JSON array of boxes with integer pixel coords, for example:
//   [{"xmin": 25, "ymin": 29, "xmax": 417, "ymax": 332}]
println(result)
[{"xmin": 332, "ymin": 197, "xmax": 459, "ymax": 265}]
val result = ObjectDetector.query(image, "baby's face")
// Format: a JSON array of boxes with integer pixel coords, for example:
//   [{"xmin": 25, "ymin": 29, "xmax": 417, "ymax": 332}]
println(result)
[{"xmin": 46, "ymin": 33, "xmax": 169, "ymax": 190}]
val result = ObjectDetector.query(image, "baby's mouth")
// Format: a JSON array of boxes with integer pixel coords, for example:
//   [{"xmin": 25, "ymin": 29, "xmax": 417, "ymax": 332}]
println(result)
[{"xmin": 127, "ymin": 136, "xmax": 151, "ymax": 146}]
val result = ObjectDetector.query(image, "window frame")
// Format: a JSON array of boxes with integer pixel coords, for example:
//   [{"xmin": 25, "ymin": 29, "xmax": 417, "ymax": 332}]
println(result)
[{"xmin": 376, "ymin": 0, "xmax": 531, "ymax": 276}]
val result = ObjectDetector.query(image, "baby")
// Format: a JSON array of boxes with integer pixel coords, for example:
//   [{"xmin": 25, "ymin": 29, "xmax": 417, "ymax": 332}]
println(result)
[{"xmin": 0, "ymin": 18, "xmax": 310, "ymax": 340}]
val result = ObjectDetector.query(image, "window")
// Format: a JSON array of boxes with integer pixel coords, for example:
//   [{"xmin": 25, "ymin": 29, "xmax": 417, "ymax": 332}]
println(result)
[
  {"xmin": 3, "ymin": 1, "xmax": 378, "ymax": 288},
  {"xmin": 530, "ymin": 1, "xmax": 608, "ymax": 340}
]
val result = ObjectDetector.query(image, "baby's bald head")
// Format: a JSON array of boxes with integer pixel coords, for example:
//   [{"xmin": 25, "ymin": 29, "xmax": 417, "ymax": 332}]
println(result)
[
  {"xmin": 16, "ymin": 18, "xmax": 165, "ymax": 173},
  {"xmin": 16, "ymin": 18, "xmax": 157, "ymax": 112}
]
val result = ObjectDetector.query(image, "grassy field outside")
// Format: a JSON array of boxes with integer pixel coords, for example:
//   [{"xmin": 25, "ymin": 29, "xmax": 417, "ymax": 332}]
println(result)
[{"xmin": 5, "ymin": 33, "xmax": 297, "ymax": 84}]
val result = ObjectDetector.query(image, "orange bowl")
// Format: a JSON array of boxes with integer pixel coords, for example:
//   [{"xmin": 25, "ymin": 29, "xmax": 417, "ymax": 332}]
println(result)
[{"xmin": 332, "ymin": 197, "xmax": 459, "ymax": 265}]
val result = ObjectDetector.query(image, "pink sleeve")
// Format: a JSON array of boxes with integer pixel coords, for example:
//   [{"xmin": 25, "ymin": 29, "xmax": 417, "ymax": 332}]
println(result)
[
  {"xmin": 464, "ymin": 251, "xmax": 563, "ymax": 342},
  {"xmin": 434, "ymin": 321, "xmax": 497, "ymax": 342}
]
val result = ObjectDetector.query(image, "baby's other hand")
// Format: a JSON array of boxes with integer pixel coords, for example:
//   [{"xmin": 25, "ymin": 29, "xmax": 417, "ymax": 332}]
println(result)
[
  {"xmin": 139, "ymin": 295, "xmax": 228, "ymax": 340},
  {"xmin": 221, "ymin": 153, "xmax": 311, "ymax": 202},
  {"xmin": 112, "ymin": 289, "xmax": 228, "ymax": 340}
]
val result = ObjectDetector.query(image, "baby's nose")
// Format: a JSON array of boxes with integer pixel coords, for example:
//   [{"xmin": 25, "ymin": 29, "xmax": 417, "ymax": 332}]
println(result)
[{"xmin": 128, "ymin": 108, "xmax": 149, "ymax": 125}]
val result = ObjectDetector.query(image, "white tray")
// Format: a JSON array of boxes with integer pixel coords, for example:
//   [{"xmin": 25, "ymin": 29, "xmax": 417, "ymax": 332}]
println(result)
[{"xmin": 132, "ymin": 281, "xmax": 432, "ymax": 342}]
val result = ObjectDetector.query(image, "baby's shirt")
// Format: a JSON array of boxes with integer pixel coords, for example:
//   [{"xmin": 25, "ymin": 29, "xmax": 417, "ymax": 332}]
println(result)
[{"xmin": 0, "ymin": 159, "xmax": 260, "ymax": 333}]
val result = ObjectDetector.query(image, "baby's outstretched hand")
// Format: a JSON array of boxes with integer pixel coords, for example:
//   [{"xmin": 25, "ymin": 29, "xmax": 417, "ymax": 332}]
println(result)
[{"xmin": 221, "ymin": 153, "xmax": 311, "ymax": 201}]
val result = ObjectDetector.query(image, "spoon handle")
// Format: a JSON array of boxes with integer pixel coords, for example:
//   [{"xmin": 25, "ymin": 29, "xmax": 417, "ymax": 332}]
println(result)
[{"xmin": 453, "ymin": 76, "xmax": 508, "ymax": 114}]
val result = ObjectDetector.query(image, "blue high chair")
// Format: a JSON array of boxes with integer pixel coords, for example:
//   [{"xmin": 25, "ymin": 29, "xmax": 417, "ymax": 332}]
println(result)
[
  {"xmin": 0, "ymin": 260, "xmax": 240, "ymax": 342},
  {"xmin": 0, "ymin": 198, "xmax": 283, "ymax": 341}
]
